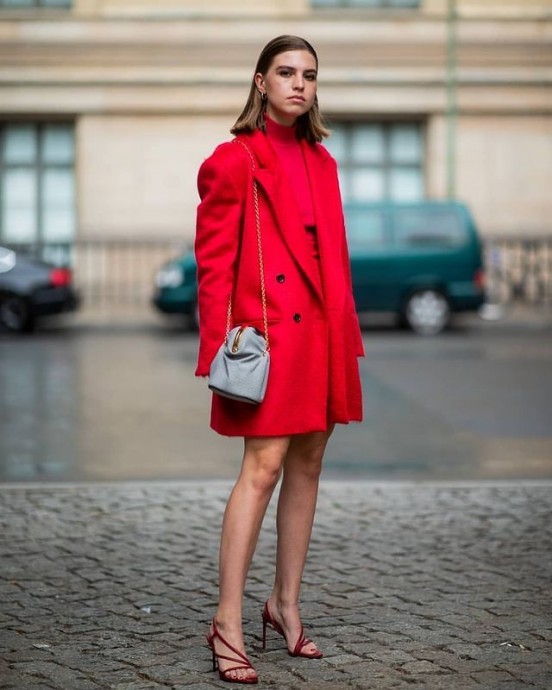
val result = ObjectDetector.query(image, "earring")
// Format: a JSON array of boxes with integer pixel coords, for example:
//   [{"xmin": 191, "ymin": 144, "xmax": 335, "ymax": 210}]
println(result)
[{"xmin": 260, "ymin": 92, "xmax": 267, "ymax": 101}]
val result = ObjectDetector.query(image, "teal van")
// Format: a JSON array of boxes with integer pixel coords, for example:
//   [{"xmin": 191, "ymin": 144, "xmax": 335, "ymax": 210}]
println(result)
[
  {"xmin": 347, "ymin": 201, "xmax": 485, "ymax": 334},
  {"xmin": 153, "ymin": 201, "xmax": 485, "ymax": 335}
]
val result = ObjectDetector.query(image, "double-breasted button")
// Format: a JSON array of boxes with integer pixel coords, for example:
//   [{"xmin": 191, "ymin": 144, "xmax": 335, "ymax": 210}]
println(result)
[
  {"xmin": 293, "ymin": 313, "xmax": 302, "ymax": 323},
  {"xmin": 276, "ymin": 274, "xmax": 285, "ymax": 283}
]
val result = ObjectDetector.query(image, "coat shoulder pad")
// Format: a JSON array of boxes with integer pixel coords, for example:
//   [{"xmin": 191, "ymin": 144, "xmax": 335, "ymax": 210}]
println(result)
[
  {"xmin": 200, "ymin": 140, "xmax": 251, "ymax": 179},
  {"xmin": 314, "ymin": 142, "xmax": 338, "ymax": 168}
]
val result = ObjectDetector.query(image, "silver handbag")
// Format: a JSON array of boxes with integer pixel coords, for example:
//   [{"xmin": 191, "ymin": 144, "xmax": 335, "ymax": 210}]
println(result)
[
  {"xmin": 208, "ymin": 140, "xmax": 270, "ymax": 405},
  {"xmin": 208, "ymin": 325, "xmax": 269, "ymax": 404}
]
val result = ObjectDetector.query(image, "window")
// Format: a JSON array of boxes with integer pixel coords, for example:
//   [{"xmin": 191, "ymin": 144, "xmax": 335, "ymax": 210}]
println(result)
[
  {"xmin": 312, "ymin": 1, "xmax": 419, "ymax": 8},
  {"xmin": 326, "ymin": 121, "xmax": 425, "ymax": 203},
  {"xmin": 344, "ymin": 207, "xmax": 387, "ymax": 248},
  {"xmin": 394, "ymin": 208, "xmax": 467, "ymax": 247},
  {"xmin": 0, "ymin": 123, "xmax": 76, "ymax": 252},
  {"xmin": 0, "ymin": 0, "xmax": 71, "ymax": 7}
]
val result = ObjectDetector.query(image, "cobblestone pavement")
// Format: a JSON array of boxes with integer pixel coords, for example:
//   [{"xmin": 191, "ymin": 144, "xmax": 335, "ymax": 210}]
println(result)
[{"xmin": 1, "ymin": 480, "xmax": 551, "ymax": 690}]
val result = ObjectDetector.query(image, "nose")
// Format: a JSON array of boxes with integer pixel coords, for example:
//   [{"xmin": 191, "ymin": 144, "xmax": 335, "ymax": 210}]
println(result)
[{"xmin": 293, "ymin": 74, "xmax": 305, "ymax": 91}]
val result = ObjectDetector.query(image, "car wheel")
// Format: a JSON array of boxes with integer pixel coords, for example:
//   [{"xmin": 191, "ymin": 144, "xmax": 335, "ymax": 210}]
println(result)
[
  {"xmin": 0, "ymin": 295, "xmax": 35, "ymax": 333},
  {"xmin": 402, "ymin": 289, "xmax": 450, "ymax": 335}
]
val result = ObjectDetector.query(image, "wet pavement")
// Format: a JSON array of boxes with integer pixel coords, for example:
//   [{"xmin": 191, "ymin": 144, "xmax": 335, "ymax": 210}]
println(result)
[
  {"xmin": 1, "ymin": 480, "xmax": 551, "ymax": 689},
  {"xmin": 0, "ymin": 306, "xmax": 551, "ymax": 483}
]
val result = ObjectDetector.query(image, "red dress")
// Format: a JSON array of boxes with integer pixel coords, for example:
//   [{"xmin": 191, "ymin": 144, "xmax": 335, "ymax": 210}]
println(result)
[{"xmin": 194, "ymin": 126, "xmax": 363, "ymax": 437}]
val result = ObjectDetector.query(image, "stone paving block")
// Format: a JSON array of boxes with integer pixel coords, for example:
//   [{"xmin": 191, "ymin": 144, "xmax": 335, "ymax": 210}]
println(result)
[
  {"xmin": 1, "ymin": 481, "xmax": 551, "ymax": 689},
  {"xmin": 468, "ymin": 669, "xmax": 519, "ymax": 684},
  {"xmin": 439, "ymin": 656, "xmax": 509, "ymax": 675},
  {"xmin": 285, "ymin": 661, "xmax": 352, "ymax": 683},
  {"xmin": 9, "ymin": 661, "xmax": 103, "ymax": 688},
  {"xmin": 366, "ymin": 648, "xmax": 418, "ymax": 665},
  {"xmin": 108, "ymin": 684, "xmax": 167, "ymax": 690},
  {"xmin": 322, "ymin": 653, "xmax": 363, "ymax": 667},
  {"xmin": 456, "ymin": 629, "xmax": 511, "ymax": 645},
  {"xmin": 3, "ymin": 685, "xmax": 57, "ymax": 690},
  {"xmin": 3, "ymin": 649, "xmax": 59, "ymax": 664},
  {"xmin": 302, "ymin": 680, "xmax": 388, "ymax": 690},
  {"xmin": 249, "ymin": 664, "xmax": 302, "ymax": 687},
  {"xmin": 530, "ymin": 629, "xmax": 552, "ymax": 642},
  {"xmin": 336, "ymin": 659, "xmax": 391, "ymax": 677},
  {"xmin": 99, "ymin": 669, "xmax": 149, "ymax": 687},
  {"xmin": 497, "ymin": 664, "xmax": 552, "ymax": 685},
  {"xmin": 473, "ymin": 684, "xmax": 527, "ymax": 690},
  {"xmin": 364, "ymin": 632, "xmax": 409, "ymax": 647},
  {"xmin": 401, "ymin": 659, "xmax": 444, "ymax": 674},
  {"xmin": 134, "ymin": 664, "xmax": 210, "ymax": 685},
  {"xmin": 168, "ymin": 685, "xmax": 222, "ymax": 690},
  {"xmin": 402, "ymin": 673, "xmax": 482, "ymax": 689}
]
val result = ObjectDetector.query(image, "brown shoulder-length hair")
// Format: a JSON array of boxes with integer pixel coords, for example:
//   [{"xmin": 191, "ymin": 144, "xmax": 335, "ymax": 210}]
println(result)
[{"xmin": 231, "ymin": 35, "xmax": 330, "ymax": 144}]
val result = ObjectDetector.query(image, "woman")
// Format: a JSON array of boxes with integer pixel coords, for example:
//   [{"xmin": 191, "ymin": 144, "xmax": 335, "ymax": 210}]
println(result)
[{"xmin": 194, "ymin": 35, "xmax": 363, "ymax": 684}]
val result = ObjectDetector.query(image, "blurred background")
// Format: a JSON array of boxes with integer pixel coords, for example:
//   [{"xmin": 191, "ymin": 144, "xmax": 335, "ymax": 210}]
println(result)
[{"xmin": 0, "ymin": 0, "xmax": 551, "ymax": 483}]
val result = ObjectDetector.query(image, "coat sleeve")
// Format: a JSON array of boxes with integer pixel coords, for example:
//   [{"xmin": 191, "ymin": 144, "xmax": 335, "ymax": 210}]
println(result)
[{"xmin": 194, "ymin": 144, "xmax": 248, "ymax": 376}]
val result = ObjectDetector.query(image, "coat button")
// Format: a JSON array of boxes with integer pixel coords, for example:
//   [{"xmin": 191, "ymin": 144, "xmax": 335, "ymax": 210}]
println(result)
[
  {"xmin": 293, "ymin": 313, "xmax": 301, "ymax": 323},
  {"xmin": 276, "ymin": 274, "xmax": 285, "ymax": 283}
]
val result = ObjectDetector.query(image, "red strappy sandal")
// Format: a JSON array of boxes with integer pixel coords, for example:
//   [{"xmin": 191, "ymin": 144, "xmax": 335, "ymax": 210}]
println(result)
[
  {"xmin": 206, "ymin": 618, "xmax": 259, "ymax": 684},
  {"xmin": 261, "ymin": 601, "xmax": 323, "ymax": 659}
]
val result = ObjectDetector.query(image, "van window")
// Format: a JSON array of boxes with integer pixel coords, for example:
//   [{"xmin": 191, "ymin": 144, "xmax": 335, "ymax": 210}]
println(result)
[
  {"xmin": 345, "ymin": 208, "xmax": 386, "ymax": 248},
  {"xmin": 394, "ymin": 208, "xmax": 467, "ymax": 247}
]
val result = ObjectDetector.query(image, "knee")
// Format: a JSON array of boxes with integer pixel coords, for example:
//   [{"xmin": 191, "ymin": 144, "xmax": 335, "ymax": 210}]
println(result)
[
  {"xmin": 301, "ymin": 452, "xmax": 324, "ymax": 480},
  {"xmin": 290, "ymin": 449, "xmax": 324, "ymax": 482},
  {"xmin": 249, "ymin": 459, "xmax": 282, "ymax": 495},
  {"xmin": 241, "ymin": 442, "xmax": 287, "ymax": 495},
  {"xmin": 285, "ymin": 439, "xmax": 326, "ymax": 481},
  {"xmin": 285, "ymin": 432, "xmax": 331, "ymax": 481}
]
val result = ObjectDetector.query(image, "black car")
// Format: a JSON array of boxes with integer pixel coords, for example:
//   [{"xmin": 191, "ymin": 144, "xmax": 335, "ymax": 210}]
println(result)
[{"xmin": 0, "ymin": 246, "xmax": 80, "ymax": 332}]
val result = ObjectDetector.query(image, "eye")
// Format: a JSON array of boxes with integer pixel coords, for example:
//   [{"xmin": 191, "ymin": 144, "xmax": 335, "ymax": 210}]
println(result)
[
  {"xmin": 278, "ymin": 70, "xmax": 292, "ymax": 77},
  {"xmin": 305, "ymin": 73, "xmax": 317, "ymax": 81}
]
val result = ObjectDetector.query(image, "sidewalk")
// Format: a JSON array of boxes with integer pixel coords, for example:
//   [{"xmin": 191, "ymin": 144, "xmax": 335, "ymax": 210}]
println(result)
[{"xmin": 1, "ymin": 480, "xmax": 551, "ymax": 690}]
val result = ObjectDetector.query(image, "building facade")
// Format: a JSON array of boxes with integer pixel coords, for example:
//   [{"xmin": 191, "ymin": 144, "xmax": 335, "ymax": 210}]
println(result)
[{"xmin": 0, "ymin": 0, "xmax": 550, "ymax": 303}]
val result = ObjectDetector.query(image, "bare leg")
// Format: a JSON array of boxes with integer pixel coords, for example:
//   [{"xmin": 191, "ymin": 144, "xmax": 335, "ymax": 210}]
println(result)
[
  {"xmin": 266, "ymin": 426, "xmax": 334, "ymax": 656},
  {"xmin": 210, "ymin": 435, "xmax": 290, "ymax": 682}
]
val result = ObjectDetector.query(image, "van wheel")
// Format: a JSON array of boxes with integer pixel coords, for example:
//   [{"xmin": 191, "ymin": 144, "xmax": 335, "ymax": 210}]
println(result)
[
  {"xmin": 402, "ymin": 289, "xmax": 450, "ymax": 335},
  {"xmin": 0, "ymin": 295, "xmax": 35, "ymax": 333}
]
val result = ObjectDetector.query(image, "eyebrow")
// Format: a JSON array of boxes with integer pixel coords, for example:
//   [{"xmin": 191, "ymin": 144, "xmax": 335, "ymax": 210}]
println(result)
[{"xmin": 276, "ymin": 65, "xmax": 317, "ymax": 74}]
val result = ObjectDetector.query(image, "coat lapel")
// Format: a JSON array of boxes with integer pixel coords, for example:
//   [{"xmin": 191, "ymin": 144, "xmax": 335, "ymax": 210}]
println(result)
[
  {"xmin": 239, "ymin": 131, "xmax": 324, "ymax": 303},
  {"xmin": 301, "ymin": 139, "xmax": 344, "ymax": 306},
  {"xmin": 301, "ymin": 139, "xmax": 340, "ymax": 252}
]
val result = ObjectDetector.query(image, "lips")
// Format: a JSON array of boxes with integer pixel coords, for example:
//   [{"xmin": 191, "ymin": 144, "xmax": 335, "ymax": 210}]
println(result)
[{"xmin": 288, "ymin": 96, "xmax": 305, "ymax": 103}]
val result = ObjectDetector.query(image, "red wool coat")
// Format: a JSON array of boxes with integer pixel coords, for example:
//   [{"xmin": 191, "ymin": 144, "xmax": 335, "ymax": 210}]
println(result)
[{"xmin": 194, "ymin": 128, "xmax": 364, "ymax": 437}]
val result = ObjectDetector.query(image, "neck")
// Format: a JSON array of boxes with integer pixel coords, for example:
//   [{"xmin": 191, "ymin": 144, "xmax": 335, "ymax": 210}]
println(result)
[
  {"xmin": 265, "ymin": 106, "xmax": 297, "ymax": 128},
  {"xmin": 265, "ymin": 114, "xmax": 298, "ymax": 145}
]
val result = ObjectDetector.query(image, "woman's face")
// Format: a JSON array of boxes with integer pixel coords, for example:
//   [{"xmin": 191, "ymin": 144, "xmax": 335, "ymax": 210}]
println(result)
[{"xmin": 255, "ymin": 49, "xmax": 318, "ymax": 127}]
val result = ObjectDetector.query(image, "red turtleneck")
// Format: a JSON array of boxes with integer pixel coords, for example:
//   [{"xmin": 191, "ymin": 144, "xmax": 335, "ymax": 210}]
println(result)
[{"xmin": 264, "ymin": 115, "xmax": 316, "ymax": 228}]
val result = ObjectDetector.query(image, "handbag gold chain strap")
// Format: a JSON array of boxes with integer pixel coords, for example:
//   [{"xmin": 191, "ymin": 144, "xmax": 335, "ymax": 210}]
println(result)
[{"xmin": 224, "ymin": 138, "xmax": 269, "ymax": 352}]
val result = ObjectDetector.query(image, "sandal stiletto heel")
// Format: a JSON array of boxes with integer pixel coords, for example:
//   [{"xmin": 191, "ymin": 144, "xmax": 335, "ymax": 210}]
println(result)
[
  {"xmin": 261, "ymin": 601, "xmax": 323, "ymax": 659},
  {"xmin": 206, "ymin": 618, "xmax": 258, "ymax": 684}
]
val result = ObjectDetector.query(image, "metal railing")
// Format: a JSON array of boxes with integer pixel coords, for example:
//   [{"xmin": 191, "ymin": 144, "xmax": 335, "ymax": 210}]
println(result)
[
  {"xmin": 483, "ymin": 236, "xmax": 552, "ymax": 307},
  {"xmin": 73, "ymin": 238, "xmax": 191, "ymax": 307},
  {"xmin": 6, "ymin": 238, "xmax": 191, "ymax": 308},
  {"xmin": 4, "ymin": 235, "xmax": 552, "ymax": 310}
]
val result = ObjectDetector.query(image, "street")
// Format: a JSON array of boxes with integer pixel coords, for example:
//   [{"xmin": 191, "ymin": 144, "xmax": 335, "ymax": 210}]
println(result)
[
  {"xmin": 1, "ymin": 309, "xmax": 552, "ymax": 689},
  {"xmin": 0, "ymin": 309, "xmax": 551, "ymax": 483}
]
